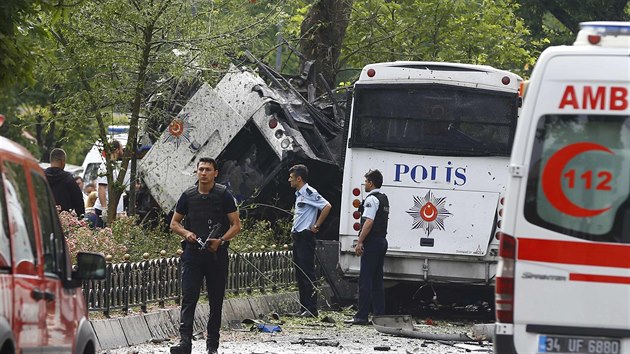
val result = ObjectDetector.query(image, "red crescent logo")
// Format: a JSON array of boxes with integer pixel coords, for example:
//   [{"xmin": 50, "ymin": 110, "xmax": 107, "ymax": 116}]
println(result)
[
  {"xmin": 420, "ymin": 202, "xmax": 438, "ymax": 222},
  {"xmin": 542, "ymin": 142, "xmax": 613, "ymax": 218}
]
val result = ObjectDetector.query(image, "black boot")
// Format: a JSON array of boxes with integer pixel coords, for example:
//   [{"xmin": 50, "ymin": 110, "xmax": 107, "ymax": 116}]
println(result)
[{"xmin": 170, "ymin": 335, "xmax": 192, "ymax": 354}]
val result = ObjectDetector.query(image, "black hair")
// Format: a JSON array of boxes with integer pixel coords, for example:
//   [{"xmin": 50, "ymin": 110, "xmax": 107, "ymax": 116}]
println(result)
[
  {"xmin": 289, "ymin": 164, "xmax": 309, "ymax": 182},
  {"xmin": 365, "ymin": 169, "xmax": 383, "ymax": 188},
  {"xmin": 112, "ymin": 139, "xmax": 121, "ymax": 150},
  {"xmin": 50, "ymin": 148, "xmax": 66, "ymax": 162},
  {"xmin": 197, "ymin": 157, "xmax": 218, "ymax": 170}
]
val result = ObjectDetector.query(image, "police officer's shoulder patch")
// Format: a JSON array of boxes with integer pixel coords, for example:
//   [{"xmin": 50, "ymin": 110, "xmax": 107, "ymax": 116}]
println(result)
[
  {"xmin": 306, "ymin": 188, "xmax": 313, "ymax": 195},
  {"xmin": 365, "ymin": 202, "xmax": 372, "ymax": 208}
]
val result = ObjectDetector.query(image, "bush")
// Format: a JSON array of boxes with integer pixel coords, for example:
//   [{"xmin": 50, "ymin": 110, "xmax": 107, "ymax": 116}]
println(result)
[
  {"xmin": 229, "ymin": 216, "xmax": 293, "ymax": 253},
  {"xmin": 60, "ymin": 211, "xmax": 180, "ymax": 263},
  {"xmin": 109, "ymin": 215, "xmax": 181, "ymax": 260},
  {"xmin": 61, "ymin": 208, "xmax": 292, "ymax": 263},
  {"xmin": 60, "ymin": 211, "xmax": 127, "ymax": 263}
]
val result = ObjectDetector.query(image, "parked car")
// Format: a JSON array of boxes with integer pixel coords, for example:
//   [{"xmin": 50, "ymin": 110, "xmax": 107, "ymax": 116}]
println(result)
[{"xmin": 0, "ymin": 135, "xmax": 106, "ymax": 353}]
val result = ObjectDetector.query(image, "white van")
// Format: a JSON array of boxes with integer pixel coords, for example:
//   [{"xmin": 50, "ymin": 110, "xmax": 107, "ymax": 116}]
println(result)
[
  {"xmin": 81, "ymin": 126, "xmax": 129, "ymax": 184},
  {"xmin": 495, "ymin": 22, "xmax": 630, "ymax": 354}
]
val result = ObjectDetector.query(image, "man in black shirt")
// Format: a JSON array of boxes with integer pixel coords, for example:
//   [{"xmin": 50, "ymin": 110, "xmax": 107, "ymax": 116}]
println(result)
[
  {"xmin": 170, "ymin": 157, "xmax": 241, "ymax": 354},
  {"xmin": 44, "ymin": 148, "xmax": 85, "ymax": 217}
]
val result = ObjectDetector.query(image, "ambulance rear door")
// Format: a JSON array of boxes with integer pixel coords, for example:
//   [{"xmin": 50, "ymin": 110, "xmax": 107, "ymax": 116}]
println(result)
[{"xmin": 511, "ymin": 38, "xmax": 630, "ymax": 354}]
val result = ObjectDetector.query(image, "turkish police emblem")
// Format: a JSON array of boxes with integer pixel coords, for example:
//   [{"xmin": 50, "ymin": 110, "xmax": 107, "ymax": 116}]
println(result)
[
  {"xmin": 164, "ymin": 112, "xmax": 195, "ymax": 148},
  {"xmin": 406, "ymin": 190, "xmax": 452, "ymax": 236}
]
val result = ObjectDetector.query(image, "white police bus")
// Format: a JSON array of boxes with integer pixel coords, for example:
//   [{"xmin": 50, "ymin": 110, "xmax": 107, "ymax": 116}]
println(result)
[{"xmin": 339, "ymin": 61, "xmax": 522, "ymax": 291}]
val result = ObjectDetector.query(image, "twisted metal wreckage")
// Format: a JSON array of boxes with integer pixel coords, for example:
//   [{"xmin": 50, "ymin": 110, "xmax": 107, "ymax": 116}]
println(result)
[{"xmin": 139, "ymin": 57, "xmax": 347, "ymax": 241}]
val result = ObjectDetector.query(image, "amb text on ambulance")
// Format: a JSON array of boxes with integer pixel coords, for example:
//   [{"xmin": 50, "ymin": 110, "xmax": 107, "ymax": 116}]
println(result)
[{"xmin": 495, "ymin": 22, "xmax": 630, "ymax": 354}]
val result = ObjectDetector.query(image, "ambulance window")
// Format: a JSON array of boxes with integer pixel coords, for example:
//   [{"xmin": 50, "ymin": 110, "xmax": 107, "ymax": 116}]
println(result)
[
  {"xmin": 3, "ymin": 161, "xmax": 37, "ymax": 269},
  {"xmin": 0, "ymin": 173, "xmax": 11, "ymax": 269},
  {"xmin": 30, "ymin": 171, "xmax": 58, "ymax": 275},
  {"xmin": 524, "ymin": 114, "xmax": 630, "ymax": 242}
]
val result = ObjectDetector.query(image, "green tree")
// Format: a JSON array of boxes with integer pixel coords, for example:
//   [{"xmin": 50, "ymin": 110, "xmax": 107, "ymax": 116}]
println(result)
[
  {"xmin": 516, "ymin": 0, "xmax": 630, "ymax": 47},
  {"xmin": 283, "ymin": 0, "xmax": 537, "ymax": 85},
  {"xmin": 342, "ymin": 0, "xmax": 536, "ymax": 77},
  {"xmin": 0, "ymin": 0, "xmax": 57, "ymax": 89},
  {"xmin": 46, "ymin": 0, "xmax": 285, "ymax": 222},
  {"xmin": 298, "ymin": 0, "xmax": 354, "ymax": 90}
]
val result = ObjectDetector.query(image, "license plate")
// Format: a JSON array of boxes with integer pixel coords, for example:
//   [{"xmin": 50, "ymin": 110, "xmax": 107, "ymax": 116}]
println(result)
[{"xmin": 538, "ymin": 335, "xmax": 621, "ymax": 354}]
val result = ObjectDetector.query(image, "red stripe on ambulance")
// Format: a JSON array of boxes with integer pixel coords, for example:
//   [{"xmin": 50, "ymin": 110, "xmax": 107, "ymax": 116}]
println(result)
[
  {"xmin": 559, "ymin": 85, "xmax": 628, "ymax": 110},
  {"xmin": 570, "ymin": 273, "xmax": 630, "ymax": 284},
  {"xmin": 518, "ymin": 238, "xmax": 630, "ymax": 268}
]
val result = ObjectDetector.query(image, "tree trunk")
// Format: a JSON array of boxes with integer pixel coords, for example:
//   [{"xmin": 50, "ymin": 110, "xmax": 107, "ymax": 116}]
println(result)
[{"xmin": 299, "ymin": 0, "xmax": 354, "ymax": 90}]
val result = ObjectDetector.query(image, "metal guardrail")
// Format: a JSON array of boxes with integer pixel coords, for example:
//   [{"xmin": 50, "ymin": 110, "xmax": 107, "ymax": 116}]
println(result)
[{"xmin": 82, "ymin": 250, "xmax": 297, "ymax": 317}]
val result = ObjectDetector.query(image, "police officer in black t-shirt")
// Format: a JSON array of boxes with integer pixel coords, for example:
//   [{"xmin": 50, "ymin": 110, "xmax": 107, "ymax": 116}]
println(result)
[
  {"xmin": 170, "ymin": 157, "xmax": 241, "ymax": 354},
  {"xmin": 344, "ymin": 169, "xmax": 389, "ymax": 326}
]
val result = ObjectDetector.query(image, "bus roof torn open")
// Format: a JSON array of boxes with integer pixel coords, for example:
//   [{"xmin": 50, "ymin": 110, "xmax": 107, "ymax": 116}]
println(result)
[{"xmin": 139, "ymin": 64, "xmax": 346, "ymax": 239}]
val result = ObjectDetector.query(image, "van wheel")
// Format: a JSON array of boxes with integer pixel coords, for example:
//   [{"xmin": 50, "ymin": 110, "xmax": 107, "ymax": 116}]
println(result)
[{"xmin": 0, "ymin": 341, "xmax": 15, "ymax": 354}]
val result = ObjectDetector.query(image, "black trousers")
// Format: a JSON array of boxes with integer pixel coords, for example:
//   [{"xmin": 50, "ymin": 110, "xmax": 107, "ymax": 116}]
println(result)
[
  {"xmin": 291, "ymin": 230, "xmax": 318, "ymax": 313},
  {"xmin": 355, "ymin": 236, "xmax": 388, "ymax": 321},
  {"xmin": 179, "ymin": 246, "xmax": 228, "ymax": 350}
]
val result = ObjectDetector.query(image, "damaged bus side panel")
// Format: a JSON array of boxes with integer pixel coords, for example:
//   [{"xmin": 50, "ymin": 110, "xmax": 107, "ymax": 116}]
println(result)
[{"xmin": 139, "ymin": 66, "xmax": 344, "ymax": 240}]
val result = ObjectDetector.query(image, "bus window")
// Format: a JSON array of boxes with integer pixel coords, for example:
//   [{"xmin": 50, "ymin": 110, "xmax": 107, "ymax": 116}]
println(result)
[{"xmin": 351, "ymin": 84, "xmax": 518, "ymax": 156}]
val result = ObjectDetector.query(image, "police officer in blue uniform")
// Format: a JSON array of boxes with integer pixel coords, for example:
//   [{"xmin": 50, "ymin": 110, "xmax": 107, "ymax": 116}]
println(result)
[
  {"xmin": 288, "ymin": 164, "xmax": 332, "ymax": 317},
  {"xmin": 170, "ymin": 157, "xmax": 242, "ymax": 354},
  {"xmin": 345, "ymin": 169, "xmax": 389, "ymax": 325}
]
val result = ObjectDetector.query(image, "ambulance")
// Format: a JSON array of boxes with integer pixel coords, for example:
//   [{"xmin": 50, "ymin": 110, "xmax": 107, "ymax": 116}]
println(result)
[{"xmin": 495, "ymin": 22, "xmax": 630, "ymax": 354}]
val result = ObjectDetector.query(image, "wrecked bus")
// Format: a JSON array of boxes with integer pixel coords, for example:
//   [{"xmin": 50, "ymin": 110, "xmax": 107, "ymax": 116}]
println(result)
[
  {"xmin": 339, "ymin": 62, "xmax": 522, "ymax": 289},
  {"xmin": 139, "ymin": 65, "xmax": 345, "ymax": 239}
]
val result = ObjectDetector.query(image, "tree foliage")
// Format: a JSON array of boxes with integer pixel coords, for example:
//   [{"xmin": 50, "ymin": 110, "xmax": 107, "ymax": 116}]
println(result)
[
  {"xmin": 345, "ymin": 0, "xmax": 537, "ymax": 77},
  {"xmin": 283, "ymin": 0, "xmax": 538, "ymax": 86},
  {"xmin": 516, "ymin": 0, "xmax": 630, "ymax": 47},
  {"xmin": 40, "ymin": 0, "xmax": 284, "ymax": 221},
  {"xmin": 0, "ymin": 0, "xmax": 57, "ymax": 89}
]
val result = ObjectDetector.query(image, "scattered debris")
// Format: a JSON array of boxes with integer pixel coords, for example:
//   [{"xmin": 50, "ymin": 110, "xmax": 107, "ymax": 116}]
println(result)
[
  {"xmin": 256, "ymin": 323, "xmax": 282, "ymax": 333},
  {"xmin": 291, "ymin": 337, "xmax": 340, "ymax": 347},
  {"xmin": 471, "ymin": 323, "xmax": 495, "ymax": 342},
  {"xmin": 372, "ymin": 315, "xmax": 473, "ymax": 342},
  {"xmin": 320, "ymin": 315, "xmax": 336, "ymax": 323}
]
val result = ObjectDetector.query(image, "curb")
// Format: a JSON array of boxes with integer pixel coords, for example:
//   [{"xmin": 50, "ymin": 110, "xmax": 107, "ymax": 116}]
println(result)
[{"xmin": 91, "ymin": 286, "xmax": 333, "ymax": 350}]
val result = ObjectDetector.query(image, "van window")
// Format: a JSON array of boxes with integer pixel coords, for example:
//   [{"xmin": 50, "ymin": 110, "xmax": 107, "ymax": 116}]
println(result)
[
  {"xmin": 0, "ymin": 174, "xmax": 11, "ymax": 269},
  {"xmin": 525, "ymin": 114, "xmax": 630, "ymax": 242},
  {"xmin": 3, "ymin": 161, "xmax": 37, "ymax": 268},
  {"xmin": 31, "ymin": 171, "xmax": 60, "ymax": 274}
]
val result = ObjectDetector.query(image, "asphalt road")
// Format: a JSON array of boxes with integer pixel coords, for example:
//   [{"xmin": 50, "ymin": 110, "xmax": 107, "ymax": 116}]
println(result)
[{"xmin": 104, "ymin": 312, "xmax": 492, "ymax": 354}]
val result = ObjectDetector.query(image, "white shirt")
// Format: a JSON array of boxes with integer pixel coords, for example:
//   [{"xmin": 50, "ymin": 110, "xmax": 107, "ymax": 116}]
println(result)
[
  {"xmin": 362, "ymin": 188, "xmax": 382, "ymax": 221},
  {"xmin": 93, "ymin": 163, "xmax": 124, "ymax": 213}
]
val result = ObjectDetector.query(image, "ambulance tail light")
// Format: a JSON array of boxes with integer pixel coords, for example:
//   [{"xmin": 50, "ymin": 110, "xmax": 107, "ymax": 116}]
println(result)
[{"xmin": 496, "ymin": 232, "xmax": 515, "ymax": 324}]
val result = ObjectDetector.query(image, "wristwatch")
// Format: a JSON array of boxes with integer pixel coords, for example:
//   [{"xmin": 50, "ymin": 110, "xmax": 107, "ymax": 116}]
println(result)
[
  {"xmin": 220, "ymin": 237, "xmax": 226, "ymax": 246},
  {"xmin": 313, "ymin": 224, "xmax": 320, "ymax": 230}
]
